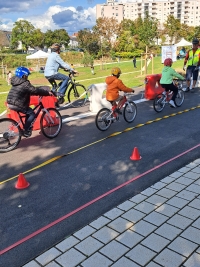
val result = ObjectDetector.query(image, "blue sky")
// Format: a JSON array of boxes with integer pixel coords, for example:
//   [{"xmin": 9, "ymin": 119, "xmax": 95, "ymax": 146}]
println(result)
[{"xmin": 0, "ymin": 0, "xmax": 107, "ymax": 34}]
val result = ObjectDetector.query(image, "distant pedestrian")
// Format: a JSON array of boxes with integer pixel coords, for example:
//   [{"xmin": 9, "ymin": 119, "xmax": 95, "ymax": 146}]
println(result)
[
  {"xmin": 91, "ymin": 65, "xmax": 95, "ymax": 75},
  {"xmin": 7, "ymin": 71, "xmax": 12, "ymax": 85},
  {"xmin": 133, "ymin": 56, "xmax": 137, "ymax": 68}
]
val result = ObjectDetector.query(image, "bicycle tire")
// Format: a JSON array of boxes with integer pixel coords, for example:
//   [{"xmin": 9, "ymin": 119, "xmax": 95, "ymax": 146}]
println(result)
[
  {"xmin": 0, "ymin": 118, "xmax": 21, "ymax": 153},
  {"xmin": 67, "ymin": 84, "xmax": 88, "ymax": 107},
  {"xmin": 153, "ymin": 94, "xmax": 166, "ymax": 112},
  {"xmin": 123, "ymin": 101, "xmax": 137, "ymax": 123},
  {"xmin": 40, "ymin": 108, "xmax": 62, "ymax": 138},
  {"xmin": 95, "ymin": 108, "xmax": 112, "ymax": 131},
  {"xmin": 174, "ymin": 89, "xmax": 184, "ymax": 107}
]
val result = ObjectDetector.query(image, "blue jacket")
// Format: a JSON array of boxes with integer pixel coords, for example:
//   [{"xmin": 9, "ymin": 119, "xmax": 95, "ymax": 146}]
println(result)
[{"xmin": 44, "ymin": 52, "xmax": 72, "ymax": 77}]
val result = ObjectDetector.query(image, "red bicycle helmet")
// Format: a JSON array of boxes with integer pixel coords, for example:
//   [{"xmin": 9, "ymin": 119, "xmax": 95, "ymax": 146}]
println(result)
[{"xmin": 164, "ymin": 58, "xmax": 173, "ymax": 66}]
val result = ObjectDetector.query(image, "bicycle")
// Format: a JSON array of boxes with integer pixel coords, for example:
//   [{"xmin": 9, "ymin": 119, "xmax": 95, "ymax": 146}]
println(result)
[
  {"xmin": 95, "ymin": 93, "xmax": 137, "ymax": 131},
  {"xmin": 153, "ymin": 79, "xmax": 185, "ymax": 113},
  {"xmin": 47, "ymin": 70, "xmax": 89, "ymax": 108},
  {"xmin": 0, "ymin": 95, "xmax": 62, "ymax": 153}
]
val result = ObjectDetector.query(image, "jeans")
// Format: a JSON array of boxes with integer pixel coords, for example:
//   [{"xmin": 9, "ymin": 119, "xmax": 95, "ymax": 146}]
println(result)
[{"xmin": 46, "ymin": 72, "xmax": 69, "ymax": 95}]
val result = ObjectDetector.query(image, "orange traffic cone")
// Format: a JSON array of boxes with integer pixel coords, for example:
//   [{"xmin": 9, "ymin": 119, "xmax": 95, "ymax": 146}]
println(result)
[
  {"xmin": 130, "ymin": 147, "xmax": 142, "ymax": 160},
  {"xmin": 15, "ymin": 173, "xmax": 30, "ymax": 189}
]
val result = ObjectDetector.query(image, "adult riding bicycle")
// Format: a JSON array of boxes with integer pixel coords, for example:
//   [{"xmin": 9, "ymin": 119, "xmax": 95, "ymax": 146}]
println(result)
[
  {"xmin": 153, "ymin": 79, "xmax": 185, "ymax": 112},
  {"xmin": 95, "ymin": 92, "xmax": 137, "ymax": 131},
  {"xmin": 0, "ymin": 95, "xmax": 62, "ymax": 153},
  {"xmin": 47, "ymin": 70, "xmax": 89, "ymax": 108}
]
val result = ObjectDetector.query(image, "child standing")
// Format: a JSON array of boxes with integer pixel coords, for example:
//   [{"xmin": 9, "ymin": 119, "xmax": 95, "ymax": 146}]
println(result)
[{"xmin": 7, "ymin": 71, "xmax": 12, "ymax": 85}]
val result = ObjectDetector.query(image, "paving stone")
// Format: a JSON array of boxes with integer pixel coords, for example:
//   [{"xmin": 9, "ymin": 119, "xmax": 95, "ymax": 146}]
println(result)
[
  {"xmin": 166, "ymin": 181, "xmax": 186, "ymax": 192},
  {"xmin": 134, "ymin": 201, "xmax": 155, "ymax": 214},
  {"xmin": 145, "ymin": 194, "xmax": 168, "ymax": 207},
  {"xmin": 154, "ymin": 248, "xmax": 186, "ymax": 267},
  {"xmin": 104, "ymin": 208, "xmax": 124, "ymax": 220},
  {"xmin": 177, "ymin": 166, "xmax": 191, "ymax": 173},
  {"xmin": 178, "ymin": 206, "xmax": 200, "ymax": 220},
  {"xmin": 193, "ymin": 159, "xmax": 200, "ymax": 165},
  {"xmin": 167, "ymin": 196, "xmax": 189, "ymax": 209},
  {"xmin": 176, "ymin": 176, "xmax": 195, "ymax": 186},
  {"xmin": 155, "ymin": 223, "xmax": 182, "ymax": 240},
  {"xmin": 92, "ymin": 226, "xmax": 119, "ymax": 244},
  {"xmin": 141, "ymin": 233, "xmax": 170, "ymax": 252},
  {"xmin": 156, "ymin": 187, "xmax": 177, "ymax": 199},
  {"xmin": 111, "ymin": 257, "xmax": 140, "ymax": 267},
  {"xmin": 144, "ymin": 211, "xmax": 168, "ymax": 226},
  {"xmin": 100, "ymin": 240, "xmax": 129, "ymax": 261},
  {"xmin": 23, "ymin": 261, "xmax": 41, "ymax": 267},
  {"xmin": 162, "ymin": 176, "xmax": 176, "ymax": 184},
  {"xmin": 155, "ymin": 203, "xmax": 178, "ymax": 217},
  {"xmin": 108, "ymin": 217, "xmax": 133, "ymax": 233},
  {"xmin": 176, "ymin": 189, "xmax": 198, "ymax": 201},
  {"xmin": 181, "ymin": 226, "xmax": 200, "ymax": 244},
  {"xmin": 75, "ymin": 236, "xmax": 103, "ymax": 256},
  {"xmin": 183, "ymin": 172, "xmax": 200, "ymax": 180},
  {"xmin": 56, "ymin": 236, "xmax": 80, "ymax": 252},
  {"xmin": 194, "ymin": 178, "xmax": 200, "ymax": 186},
  {"xmin": 167, "ymin": 214, "xmax": 193, "ymax": 229},
  {"xmin": 146, "ymin": 262, "xmax": 163, "ymax": 267},
  {"xmin": 141, "ymin": 187, "xmax": 157, "ymax": 196},
  {"xmin": 183, "ymin": 252, "xmax": 200, "ymax": 267},
  {"xmin": 73, "ymin": 225, "xmax": 96, "ymax": 240},
  {"xmin": 131, "ymin": 220, "xmax": 157, "ymax": 236},
  {"xmin": 45, "ymin": 262, "xmax": 60, "ymax": 267},
  {"xmin": 192, "ymin": 217, "xmax": 200, "ymax": 229},
  {"xmin": 55, "ymin": 248, "xmax": 86, "ymax": 267},
  {"xmin": 191, "ymin": 166, "xmax": 200, "ymax": 174},
  {"xmin": 186, "ymin": 162, "xmax": 198, "ymax": 169},
  {"xmin": 186, "ymin": 183, "xmax": 200, "ymax": 194},
  {"xmin": 169, "ymin": 171, "xmax": 183, "ymax": 178},
  {"xmin": 196, "ymin": 247, "xmax": 200, "ymax": 254},
  {"xmin": 122, "ymin": 208, "xmax": 146, "ymax": 223},
  {"xmin": 129, "ymin": 194, "xmax": 147, "ymax": 204},
  {"xmin": 89, "ymin": 216, "xmax": 110, "ymax": 229},
  {"xmin": 168, "ymin": 236, "xmax": 198, "ymax": 257},
  {"xmin": 36, "ymin": 248, "xmax": 61, "ymax": 266},
  {"xmin": 81, "ymin": 252, "xmax": 112, "ymax": 267},
  {"xmin": 117, "ymin": 200, "xmax": 136, "ymax": 211},
  {"xmin": 116, "ymin": 229, "xmax": 144, "ymax": 248},
  {"xmin": 126, "ymin": 244, "xmax": 156, "ymax": 266},
  {"xmin": 151, "ymin": 181, "xmax": 166, "ymax": 190}
]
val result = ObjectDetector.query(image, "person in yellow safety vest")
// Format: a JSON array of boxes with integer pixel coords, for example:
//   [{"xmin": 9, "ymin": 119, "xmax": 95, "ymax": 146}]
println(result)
[{"xmin": 183, "ymin": 38, "xmax": 200, "ymax": 92}]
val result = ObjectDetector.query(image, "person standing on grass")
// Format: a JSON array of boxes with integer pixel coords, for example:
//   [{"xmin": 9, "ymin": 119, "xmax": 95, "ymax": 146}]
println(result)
[
  {"xmin": 133, "ymin": 56, "xmax": 137, "ymax": 68},
  {"xmin": 7, "ymin": 71, "xmax": 12, "ymax": 85}
]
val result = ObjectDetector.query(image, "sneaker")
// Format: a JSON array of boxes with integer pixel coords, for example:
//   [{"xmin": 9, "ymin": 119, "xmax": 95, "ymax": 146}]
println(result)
[
  {"xmin": 162, "ymin": 91, "xmax": 166, "ymax": 96},
  {"xmin": 114, "ymin": 108, "xmax": 122, "ymax": 115},
  {"xmin": 169, "ymin": 100, "xmax": 176, "ymax": 108},
  {"xmin": 183, "ymin": 87, "xmax": 190, "ymax": 92},
  {"xmin": 23, "ymin": 130, "xmax": 32, "ymax": 138}
]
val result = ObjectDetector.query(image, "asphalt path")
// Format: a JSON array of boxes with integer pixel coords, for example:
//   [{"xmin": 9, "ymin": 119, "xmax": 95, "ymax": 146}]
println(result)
[{"xmin": 1, "ymin": 88, "xmax": 200, "ymax": 267}]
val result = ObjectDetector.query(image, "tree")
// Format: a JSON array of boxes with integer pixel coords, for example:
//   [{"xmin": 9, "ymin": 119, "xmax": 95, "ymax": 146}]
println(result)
[
  {"xmin": 32, "ymin": 29, "xmax": 45, "ymax": 49},
  {"xmin": 77, "ymin": 29, "xmax": 98, "ymax": 53},
  {"xmin": 11, "ymin": 20, "xmax": 36, "ymax": 52},
  {"xmin": 163, "ymin": 15, "xmax": 181, "ymax": 44},
  {"xmin": 44, "ymin": 29, "xmax": 70, "ymax": 48}
]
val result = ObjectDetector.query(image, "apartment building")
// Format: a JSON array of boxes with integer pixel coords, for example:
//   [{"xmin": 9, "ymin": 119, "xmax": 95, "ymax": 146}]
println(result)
[{"xmin": 96, "ymin": 0, "xmax": 200, "ymax": 27}]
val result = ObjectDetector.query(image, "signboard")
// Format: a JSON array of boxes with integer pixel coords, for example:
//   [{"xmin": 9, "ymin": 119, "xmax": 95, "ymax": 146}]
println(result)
[{"xmin": 161, "ymin": 45, "xmax": 177, "ymax": 63}]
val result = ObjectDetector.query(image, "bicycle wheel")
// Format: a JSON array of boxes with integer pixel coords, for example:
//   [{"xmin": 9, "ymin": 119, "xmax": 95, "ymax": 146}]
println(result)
[
  {"xmin": 40, "ymin": 108, "xmax": 62, "ymax": 138},
  {"xmin": 175, "ymin": 89, "xmax": 184, "ymax": 107},
  {"xmin": 0, "ymin": 118, "xmax": 21, "ymax": 153},
  {"xmin": 68, "ymin": 84, "xmax": 87, "ymax": 107},
  {"xmin": 153, "ymin": 94, "xmax": 166, "ymax": 112},
  {"xmin": 95, "ymin": 108, "xmax": 112, "ymax": 131},
  {"xmin": 123, "ymin": 101, "xmax": 137, "ymax": 123}
]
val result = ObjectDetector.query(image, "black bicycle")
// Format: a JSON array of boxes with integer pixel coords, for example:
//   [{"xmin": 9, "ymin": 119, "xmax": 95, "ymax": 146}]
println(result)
[
  {"xmin": 47, "ymin": 70, "xmax": 88, "ymax": 107},
  {"xmin": 0, "ymin": 96, "xmax": 62, "ymax": 153}
]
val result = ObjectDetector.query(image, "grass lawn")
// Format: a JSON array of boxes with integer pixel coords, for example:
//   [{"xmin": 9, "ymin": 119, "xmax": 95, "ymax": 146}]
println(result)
[{"xmin": 0, "ymin": 56, "xmax": 185, "ymax": 114}]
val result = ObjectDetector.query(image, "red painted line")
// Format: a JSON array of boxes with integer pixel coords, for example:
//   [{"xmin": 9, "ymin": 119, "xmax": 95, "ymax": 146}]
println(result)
[{"xmin": 1, "ymin": 143, "xmax": 199, "ymax": 255}]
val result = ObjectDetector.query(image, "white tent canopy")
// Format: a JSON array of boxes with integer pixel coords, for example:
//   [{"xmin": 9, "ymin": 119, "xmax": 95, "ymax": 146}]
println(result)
[
  {"xmin": 175, "ymin": 38, "xmax": 192, "ymax": 47},
  {"xmin": 26, "ymin": 50, "xmax": 49, "ymax": 59}
]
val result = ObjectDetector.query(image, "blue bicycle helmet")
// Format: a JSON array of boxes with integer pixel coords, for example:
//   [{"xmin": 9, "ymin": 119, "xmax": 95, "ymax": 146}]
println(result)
[{"xmin": 15, "ymin": 67, "xmax": 30, "ymax": 78}]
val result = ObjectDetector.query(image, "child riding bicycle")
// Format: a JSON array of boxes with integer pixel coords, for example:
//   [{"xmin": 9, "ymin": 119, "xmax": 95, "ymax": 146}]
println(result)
[
  {"xmin": 106, "ymin": 67, "xmax": 135, "ymax": 114},
  {"xmin": 160, "ymin": 58, "xmax": 185, "ymax": 108},
  {"xmin": 7, "ymin": 66, "xmax": 53, "ymax": 137}
]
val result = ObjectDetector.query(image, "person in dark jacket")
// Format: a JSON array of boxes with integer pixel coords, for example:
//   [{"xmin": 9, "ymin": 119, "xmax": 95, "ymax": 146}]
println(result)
[{"xmin": 7, "ymin": 66, "xmax": 52, "ymax": 137}]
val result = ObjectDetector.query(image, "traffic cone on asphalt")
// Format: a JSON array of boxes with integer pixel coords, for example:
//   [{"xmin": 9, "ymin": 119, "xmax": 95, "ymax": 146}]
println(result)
[
  {"xmin": 130, "ymin": 147, "xmax": 142, "ymax": 160},
  {"xmin": 15, "ymin": 173, "xmax": 30, "ymax": 189}
]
